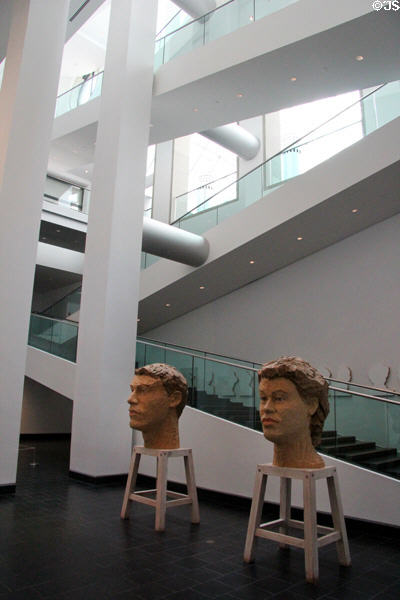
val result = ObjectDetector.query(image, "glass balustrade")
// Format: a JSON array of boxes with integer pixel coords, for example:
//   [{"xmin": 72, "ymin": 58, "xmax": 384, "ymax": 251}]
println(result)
[
  {"xmin": 28, "ymin": 314, "xmax": 78, "ymax": 362},
  {"xmin": 136, "ymin": 338, "xmax": 400, "ymax": 478},
  {"xmin": 155, "ymin": 0, "xmax": 300, "ymax": 69},
  {"xmin": 172, "ymin": 81, "xmax": 400, "ymax": 237},
  {"xmin": 55, "ymin": 71, "xmax": 104, "ymax": 118}
]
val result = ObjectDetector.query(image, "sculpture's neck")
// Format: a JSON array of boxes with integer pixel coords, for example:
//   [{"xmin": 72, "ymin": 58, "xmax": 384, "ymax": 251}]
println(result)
[
  {"xmin": 142, "ymin": 415, "xmax": 180, "ymax": 449},
  {"xmin": 273, "ymin": 435, "xmax": 324, "ymax": 469}
]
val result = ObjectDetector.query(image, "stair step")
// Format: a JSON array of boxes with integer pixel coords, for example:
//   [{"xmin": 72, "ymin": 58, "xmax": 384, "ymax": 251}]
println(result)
[
  {"xmin": 321, "ymin": 441, "xmax": 375, "ymax": 453},
  {"xmin": 335, "ymin": 447, "xmax": 397, "ymax": 461},
  {"xmin": 319, "ymin": 435, "xmax": 356, "ymax": 445},
  {"xmin": 359, "ymin": 455, "xmax": 400, "ymax": 469}
]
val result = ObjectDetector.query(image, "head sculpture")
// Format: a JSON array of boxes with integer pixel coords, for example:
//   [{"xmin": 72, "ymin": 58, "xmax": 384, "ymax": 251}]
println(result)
[
  {"xmin": 128, "ymin": 363, "xmax": 188, "ymax": 449},
  {"xmin": 258, "ymin": 356, "xmax": 329, "ymax": 469}
]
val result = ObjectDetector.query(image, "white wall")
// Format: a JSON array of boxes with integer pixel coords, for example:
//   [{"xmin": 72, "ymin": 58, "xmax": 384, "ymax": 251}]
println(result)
[
  {"xmin": 134, "ymin": 406, "xmax": 400, "ymax": 527},
  {"xmin": 144, "ymin": 213, "xmax": 400, "ymax": 389},
  {"xmin": 21, "ymin": 377, "xmax": 72, "ymax": 434}
]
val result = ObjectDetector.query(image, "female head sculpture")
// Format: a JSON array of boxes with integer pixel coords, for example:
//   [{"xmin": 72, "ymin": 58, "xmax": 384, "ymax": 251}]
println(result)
[
  {"xmin": 258, "ymin": 356, "xmax": 329, "ymax": 468},
  {"xmin": 128, "ymin": 363, "xmax": 188, "ymax": 449}
]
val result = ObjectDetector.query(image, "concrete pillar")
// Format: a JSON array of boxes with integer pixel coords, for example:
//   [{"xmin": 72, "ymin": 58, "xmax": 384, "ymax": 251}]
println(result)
[
  {"xmin": 152, "ymin": 140, "xmax": 174, "ymax": 223},
  {"xmin": 0, "ymin": 0, "xmax": 69, "ymax": 490},
  {"xmin": 69, "ymin": 0, "xmax": 157, "ymax": 479}
]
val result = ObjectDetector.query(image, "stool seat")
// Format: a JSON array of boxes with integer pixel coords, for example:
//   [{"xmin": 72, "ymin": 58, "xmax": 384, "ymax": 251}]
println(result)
[
  {"xmin": 244, "ymin": 463, "xmax": 351, "ymax": 583},
  {"xmin": 121, "ymin": 446, "xmax": 200, "ymax": 531}
]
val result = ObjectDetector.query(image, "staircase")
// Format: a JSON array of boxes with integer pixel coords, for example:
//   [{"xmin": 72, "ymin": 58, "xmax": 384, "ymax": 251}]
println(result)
[{"xmin": 319, "ymin": 431, "xmax": 400, "ymax": 480}]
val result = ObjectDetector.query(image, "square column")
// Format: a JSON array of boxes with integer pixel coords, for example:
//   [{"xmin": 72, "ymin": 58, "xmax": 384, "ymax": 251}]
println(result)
[
  {"xmin": 69, "ymin": 0, "xmax": 158, "ymax": 479},
  {"xmin": 0, "ymin": 0, "xmax": 69, "ymax": 489}
]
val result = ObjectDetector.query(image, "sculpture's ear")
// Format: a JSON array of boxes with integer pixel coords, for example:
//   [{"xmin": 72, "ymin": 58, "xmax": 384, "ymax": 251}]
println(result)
[
  {"xmin": 307, "ymin": 397, "xmax": 319, "ymax": 417},
  {"xmin": 168, "ymin": 390, "xmax": 181, "ymax": 409}
]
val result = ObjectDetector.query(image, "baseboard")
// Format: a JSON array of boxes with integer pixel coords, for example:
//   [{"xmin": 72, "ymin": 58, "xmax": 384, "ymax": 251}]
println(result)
[
  {"xmin": 69, "ymin": 470, "xmax": 127, "ymax": 486},
  {"xmin": 20, "ymin": 433, "xmax": 71, "ymax": 440},
  {"xmin": 0, "ymin": 484, "xmax": 16, "ymax": 495}
]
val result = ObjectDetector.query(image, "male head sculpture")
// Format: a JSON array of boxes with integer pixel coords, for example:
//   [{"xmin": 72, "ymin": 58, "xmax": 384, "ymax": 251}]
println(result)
[
  {"xmin": 258, "ymin": 356, "xmax": 329, "ymax": 469},
  {"xmin": 128, "ymin": 363, "xmax": 188, "ymax": 449}
]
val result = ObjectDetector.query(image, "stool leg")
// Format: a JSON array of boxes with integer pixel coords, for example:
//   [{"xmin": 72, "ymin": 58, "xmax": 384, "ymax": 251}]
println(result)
[
  {"xmin": 121, "ymin": 450, "xmax": 141, "ymax": 519},
  {"xmin": 244, "ymin": 468, "xmax": 267, "ymax": 563},
  {"xmin": 184, "ymin": 450, "xmax": 200, "ymax": 524},
  {"xmin": 327, "ymin": 472, "xmax": 351, "ymax": 566},
  {"xmin": 303, "ymin": 473, "xmax": 318, "ymax": 583},
  {"xmin": 279, "ymin": 477, "xmax": 291, "ymax": 548},
  {"xmin": 155, "ymin": 452, "xmax": 168, "ymax": 532}
]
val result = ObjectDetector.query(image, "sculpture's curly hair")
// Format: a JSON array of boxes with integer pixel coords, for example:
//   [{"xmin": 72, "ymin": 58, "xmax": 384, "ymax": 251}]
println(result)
[
  {"xmin": 258, "ymin": 356, "xmax": 329, "ymax": 447},
  {"xmin": 135, "ymin": 363, "xmax": 188, "ymax": 416}
]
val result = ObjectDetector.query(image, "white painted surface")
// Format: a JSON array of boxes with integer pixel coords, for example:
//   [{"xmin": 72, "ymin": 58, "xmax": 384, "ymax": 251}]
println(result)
[
  {"xmin": 36, "ymin": 242, "xmax": 84, "ymax": 275},
  {"xmin": 21, "ymin": 378, "xmax": 72, "ymax": 434},
  {"xmin": 144, "ymin": 213, "xmax": 400, "ymax": 389},
  {"xmin": 0, "ymin": 0, "xmax": 69, "ymax": 486},
  {"xmin": 70, "ymin": 0, "xmax": 158, "ymax": 478},
  {"xmin": 25, "ymin": 346, "xmax": 76, "ymax": 399},
  {"xmin": 134, "ymin": 406, "xmax": 400, "ymax": 527}
]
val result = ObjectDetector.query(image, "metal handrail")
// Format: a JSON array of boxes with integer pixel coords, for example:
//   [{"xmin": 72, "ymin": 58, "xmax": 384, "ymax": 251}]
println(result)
[
  {"xmin": 328, "ymin": 377, "xmax": 400, "ymax": 397},
  {"xmin": 31, "ymin": 313, "xmax": 78, "ymax": 326},
  {"xmin": 330, "ymin": 386, "xmax": 400, "ymax": 407},
  {"xmin": 173, "ymin": 84, "xmax": 385, "ymax": 224},
  {"xmin": 137, "ymin": 339, "xmax": 259, "ymax": 372},
  {"xmin": 56, "ymin": 71, "xmax": 104, "ymax": 100},
  {"xmin": 137, "ymin": 339, "xmax": 400, "ymax": 406}
]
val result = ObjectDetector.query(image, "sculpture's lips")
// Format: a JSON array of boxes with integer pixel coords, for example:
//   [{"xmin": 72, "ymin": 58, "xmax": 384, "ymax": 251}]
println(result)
[{"xmin": 129, "ymin": 410, "xmax": 140, "ymax": 416}]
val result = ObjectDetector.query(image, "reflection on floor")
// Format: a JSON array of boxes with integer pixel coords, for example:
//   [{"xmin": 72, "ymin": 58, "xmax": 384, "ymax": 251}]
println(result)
[{"xmin": 0, "ymin": 439, "xmax": 399, "ymax": 600}]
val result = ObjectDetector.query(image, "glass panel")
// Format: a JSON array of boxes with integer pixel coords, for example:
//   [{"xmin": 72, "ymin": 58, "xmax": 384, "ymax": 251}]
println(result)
[
  {"xmin": 28, "ymin": 314, "xmax": 78, "ymax": 362},
  {"xmin": 387, "ymin": 402, "xmax": 400, "ymax": 454},
  {"xmin": 143, "ymin": 344, "xmax": 166, "ymax": 365},
  {"xmin": 135, "ymin": 341, "xmax": 146, "ymax": 369},
  {"xmin": 335, "ymin": 392, "xmax": 388, "ymax": 450},
  {"xmin": 179, "ymin": 207, "xmax": 218, "ymax": 235},
  {"xmin": 55, "ymin": 72, "xmax": 103, "ymax": 117},
  {"xmin": 163, "ymin": 17, "xmax": 205, "ymax": 63},
  {"xmin": 154, "ymin": 38, "xmax": 165, "ymax": 71},
  {"xmin": 255, "ymin": 0, "xmax": 299, "ymax": 19},
  {"xmin": 205, "ymin": 0, "xmax": 254, "ymax": 44},
  {"xmin": 237, "ymin": 166, "xmax": 263, "ymax": 208}
]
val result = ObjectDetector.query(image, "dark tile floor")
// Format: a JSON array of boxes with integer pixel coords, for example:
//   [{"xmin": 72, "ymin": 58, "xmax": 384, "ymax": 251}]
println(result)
[{"xmin": 0, "ymin": 439, "xmax": 399, "ymax": 600}]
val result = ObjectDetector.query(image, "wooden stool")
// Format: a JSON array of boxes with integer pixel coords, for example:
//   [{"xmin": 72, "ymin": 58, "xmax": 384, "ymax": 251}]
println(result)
[
  {"xmin": 120, "ymin": 446, "xmax": 200, "ymax": 531},
  {"xmin": 244, "ymin": 464, "xmax": 351, "ymax": 583}
]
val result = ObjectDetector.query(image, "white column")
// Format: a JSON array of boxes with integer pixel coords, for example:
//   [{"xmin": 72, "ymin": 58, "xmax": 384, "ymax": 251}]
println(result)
[
  {"xmin": 152, "ymin": 140, "xmax": 174, "ymax": 223},
  {"xmin": 70, "ymin": 0, "xmax": 157, "ymax": 479},
  {"xmin": 0, "ymin": 0, "xmax": 69, "ymax": 489}
]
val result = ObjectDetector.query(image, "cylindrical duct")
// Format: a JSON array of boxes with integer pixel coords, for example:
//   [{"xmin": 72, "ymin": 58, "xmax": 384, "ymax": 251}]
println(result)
[
  {"xmin": 201, "ymin": 124, "xmax": 260, "ymax": 160},
  {"xmin": 171, "ymin": 0, "xmax": 216, "ymax": 19},
  {"xmin": 142, "ymin": 217, "xmax": 209, "ymax": 267}
]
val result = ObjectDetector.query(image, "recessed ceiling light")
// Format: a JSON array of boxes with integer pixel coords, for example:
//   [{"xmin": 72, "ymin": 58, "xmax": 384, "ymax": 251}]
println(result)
[
  {"xmin": 165, "ymin": 303, "xmax": 171, "ymax": 307},
  {"xmin": 137, "ymin": 318, "xmax": 141, "ymax": 322},
  {"xmin": 356, "ymin": 55, "xmax": 364, "ymax": 61},
  {"xmin": 249, "ymin": 260, "xmax": 255, "ymax": 264},
  {"xmin": 193, "ymin": 107, "xmax": 199, "ymax": 112},
  {"xmin": 199, "ymin": 285, "xmax": 205, "ymax": 290},
  {"xmin": 290, "ymin": 76, "xmax": 297, "ymax": 82},
  {"xmin": 84, "ymin": 169, "xmax": 89, "ymax": 174},
  {"xmin": 352, "ymin": 208, "xmax": 359, "ymax": 213},
  {"xmin": 236, "ymin": 93, "xmax": 244, "ymax": 98},
  {"xmin": 297, "ymin": 236, "xmax": 303, "ymax": 241},
  {"xmin": 55, "ymin": 229, "xmax": 61, "ymax": 233}
]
